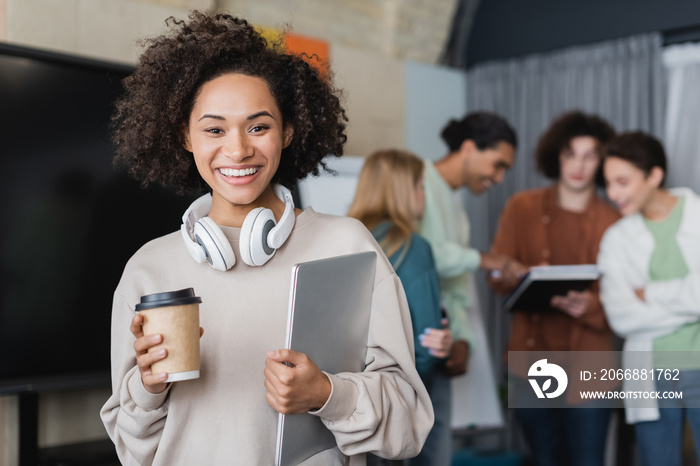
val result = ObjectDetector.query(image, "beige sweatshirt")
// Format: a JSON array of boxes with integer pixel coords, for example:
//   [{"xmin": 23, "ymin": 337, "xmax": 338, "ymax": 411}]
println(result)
[{"xmin": 100, "ymin": 208, "xmax": 433, "ymax": 465}]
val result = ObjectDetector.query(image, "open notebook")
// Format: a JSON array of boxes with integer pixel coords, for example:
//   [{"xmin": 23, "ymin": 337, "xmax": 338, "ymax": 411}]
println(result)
[{"xmin": 503, "ymin": 264, "xmax": 601, "ymax": 312}]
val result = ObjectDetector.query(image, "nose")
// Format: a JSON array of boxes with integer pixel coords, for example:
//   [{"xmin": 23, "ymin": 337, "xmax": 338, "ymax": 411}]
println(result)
[
  {"xmin": 222, "ymin": 131, "xmax": 253, "ymax": 161},
  {"xmin": 493, "ymin": 168, "xmax": 506, "ymax": 184},
  {"xmin": 571, "ymin": 155, "xmax": 585, "ymax": 170}
]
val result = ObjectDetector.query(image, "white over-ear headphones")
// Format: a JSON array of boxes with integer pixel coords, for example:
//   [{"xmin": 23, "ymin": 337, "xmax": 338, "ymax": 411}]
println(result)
[{"xmin": 180, "ymin": 184, "xmax": 296, "ymax": 270}]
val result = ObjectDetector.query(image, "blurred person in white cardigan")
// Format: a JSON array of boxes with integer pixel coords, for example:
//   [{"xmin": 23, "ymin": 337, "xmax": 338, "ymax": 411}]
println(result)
[{"xmin": 598, "ymin": 131, "xmax": 700, "ymax": 466}]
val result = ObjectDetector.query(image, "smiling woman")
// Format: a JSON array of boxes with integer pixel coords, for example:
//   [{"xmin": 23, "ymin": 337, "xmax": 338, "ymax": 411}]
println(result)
[{"xmin": 100, "ymin": 11, "xmax": 433, "ymax": 466}]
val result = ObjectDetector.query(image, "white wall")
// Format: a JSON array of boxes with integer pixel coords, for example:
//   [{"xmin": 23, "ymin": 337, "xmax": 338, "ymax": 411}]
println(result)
[
  {"xmin": 0, "ymin": 397, "xmax": 17, "ymax": 466},
  {"xmin": 297, "ymin": 156, "xmax": 366, "ymax": 216},
  {"xmin": 220, "ymin": 0, "xmax": 458, "ymax": 64},
  {"xmin": 332, "ymin": 44, "xmax": 406, "ymax": 157},
  {"xmin": 405, "ymin": 60, "xmax": 468, "ymax": 161},
  {"xmin": 2, "ymin": 0, "xmax": 212, "ymax": 64}
]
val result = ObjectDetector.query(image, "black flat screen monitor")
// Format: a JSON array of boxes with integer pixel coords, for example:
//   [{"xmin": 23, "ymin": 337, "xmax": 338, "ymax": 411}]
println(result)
[{"xmin": 0, "ymin": 43, "xmax": 201, "ymax": 394}]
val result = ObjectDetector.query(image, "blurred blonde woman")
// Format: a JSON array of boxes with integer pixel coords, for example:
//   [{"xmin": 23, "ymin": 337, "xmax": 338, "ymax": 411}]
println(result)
[{"xmin": 349, "ymin": 149, "xmax": 453, "ymax": 466}]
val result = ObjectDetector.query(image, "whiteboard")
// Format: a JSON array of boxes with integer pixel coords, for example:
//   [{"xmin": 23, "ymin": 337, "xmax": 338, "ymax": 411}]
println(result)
[{"xmin": 297, "ymin": 155, "xmax": 365, "ymax": 215}]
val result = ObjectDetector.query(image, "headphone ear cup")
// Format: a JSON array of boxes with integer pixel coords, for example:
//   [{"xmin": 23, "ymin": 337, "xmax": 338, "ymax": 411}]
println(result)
[
  {"xmin": 240, "ymin": 207, "xmax": 277, "ymax": 266},
  {"xmin": 193, "ymin": 217, "xmax": 236, "ymax": 271}
]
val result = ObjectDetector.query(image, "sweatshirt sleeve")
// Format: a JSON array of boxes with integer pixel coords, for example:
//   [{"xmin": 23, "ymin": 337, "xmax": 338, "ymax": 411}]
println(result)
[
  {"xmin": 430, "ymin": 242, "xmax": 482, "ymax": 278},
  {"xmin": 419, "ymin": 206, "xmax": 478, "ymax": 345},
  {"xmin": 419, "ymin": 186, "xmax": 481, "ymax": 279},
  {"xmin": 100, "ymin": 293, "xmax": 171, "ymax": 466},
  {"xmin": 598, "ymin": 230, "xmax": 697, "ymax": 338},
  {"xmin": 309, "ymin": 274, "xmax": 434, "ymax": 459}
]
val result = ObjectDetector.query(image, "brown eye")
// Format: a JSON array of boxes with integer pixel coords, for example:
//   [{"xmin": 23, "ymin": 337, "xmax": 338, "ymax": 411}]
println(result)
[{"xmin": 250, "ymin": 125, "xmax": 269, "ymax": 133}]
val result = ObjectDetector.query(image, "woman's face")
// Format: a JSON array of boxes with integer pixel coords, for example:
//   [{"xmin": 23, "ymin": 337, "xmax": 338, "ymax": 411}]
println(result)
[
  {"xmin": 558, "ymin": 136, "xmax": 600, "ymax": 192},
  {"xmin": 604, "ymin": 156, "xmax": 661, "ymax": 216},
  {"xmin": 184, "ymin": 73, "xmax": 293, "ymax": 216},
  {"xmin": 412, "ymin": 175, "xmax": 426, "ymax": 221}
]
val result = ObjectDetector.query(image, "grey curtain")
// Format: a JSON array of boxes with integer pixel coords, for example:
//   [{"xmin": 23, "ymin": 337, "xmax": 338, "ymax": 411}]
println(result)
[
  {"xmin": 462, "ymin": 32, "xmax": 666, "ymax": 364},
  {"xmin": 663, "ymin": 42, "xmax": 700, "ymax": 192}
]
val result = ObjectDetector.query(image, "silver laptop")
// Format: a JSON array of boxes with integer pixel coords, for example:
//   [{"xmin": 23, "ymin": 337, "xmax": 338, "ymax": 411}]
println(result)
[{"xmin": 275, "ymin": 251, "xmax": 377, "ymax": 466}]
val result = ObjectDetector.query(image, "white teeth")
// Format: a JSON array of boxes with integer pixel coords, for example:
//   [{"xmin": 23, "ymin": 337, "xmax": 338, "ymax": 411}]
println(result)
[{"xmin": 219, "ymin": 167, "xmax": 259, "ymax": 177}]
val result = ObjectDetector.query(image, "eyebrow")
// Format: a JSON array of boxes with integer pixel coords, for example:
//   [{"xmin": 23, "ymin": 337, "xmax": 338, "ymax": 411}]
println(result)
[
  {"xmin": 247, "ymin": 111, "xmax": 275, "ymax": 120},
  {"xmin": 198, "ymin": 111, "xmax": 275, "ymax": 122},
  {"xmin": 198, "ymin": 114, "xmax": 225, "ymax": 122}
]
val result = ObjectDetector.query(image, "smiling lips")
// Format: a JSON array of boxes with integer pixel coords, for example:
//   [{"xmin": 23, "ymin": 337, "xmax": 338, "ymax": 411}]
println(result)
[{"xmin": 218, "ymin": 167, "xmax": 259, "ymax": 177}]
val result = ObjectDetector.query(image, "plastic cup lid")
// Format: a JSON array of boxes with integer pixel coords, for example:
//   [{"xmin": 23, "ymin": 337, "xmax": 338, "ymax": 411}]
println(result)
[{"xmin": 135, "ymin": 288, "xmax": 202, "ymax": 311}]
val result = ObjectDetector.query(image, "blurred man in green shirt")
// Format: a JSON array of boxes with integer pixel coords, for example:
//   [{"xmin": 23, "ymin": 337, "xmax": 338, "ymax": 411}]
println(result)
[{"xmin": 419, "ymin": 111, "xmax": 518, "ymax": 376}]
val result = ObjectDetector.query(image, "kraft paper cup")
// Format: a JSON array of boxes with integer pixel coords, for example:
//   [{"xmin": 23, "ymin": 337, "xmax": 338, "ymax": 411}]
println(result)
[{"xmin": 136, "ymin": 288, "xmax": 202, "ymax": 383}]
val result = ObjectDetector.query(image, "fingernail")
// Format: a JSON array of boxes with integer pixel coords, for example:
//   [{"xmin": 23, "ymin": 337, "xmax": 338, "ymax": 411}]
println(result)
[
  {"xmin": 418, "ymin": 334, "xmax": 425, "ymax": 341},
  {"xmin": 429, "ymin": 349, "xmax": 435, "ymax": 356},
  {"xmin": 267, "ymin": 350, "xmax": 278, "ymax": 358},
  {"xmin": 158, "ymin": 373, "xmax": 167, "ymax": 381},
  {"xmin": 423, "ymin": 328, "xmax": 431, "ymax": 335}
]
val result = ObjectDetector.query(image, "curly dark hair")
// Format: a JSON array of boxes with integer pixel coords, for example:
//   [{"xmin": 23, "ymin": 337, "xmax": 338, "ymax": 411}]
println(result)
[
  {"xmin": 535, "ymin": 110, "xmax": 615, "ymax": 186},
  {"xmin": 440, "ymin": 111, "xmax": 518, "ymax": 153},
  {"xmin": 604, "ymin": 131, "xmax": 667, "ymax": 187},
  {"xmin": 111, "ymin": 11, "xmax": 347, "ymax": 193}
]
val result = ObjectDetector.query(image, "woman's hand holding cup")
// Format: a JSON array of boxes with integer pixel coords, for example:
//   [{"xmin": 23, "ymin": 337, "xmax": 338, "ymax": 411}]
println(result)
[
  {"xmin": 130, "ymin": 313, "xmax": 205, "ymax": 394},
  {"xmin": 131, "ymin": 313, "xmax": 169, "ymax": 394}
]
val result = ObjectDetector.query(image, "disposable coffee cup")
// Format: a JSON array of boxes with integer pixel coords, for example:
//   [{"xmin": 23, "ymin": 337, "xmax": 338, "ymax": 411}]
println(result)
[{"xmin": 135, "ymin": 288, "xmax": 202, "ymax": 383}]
